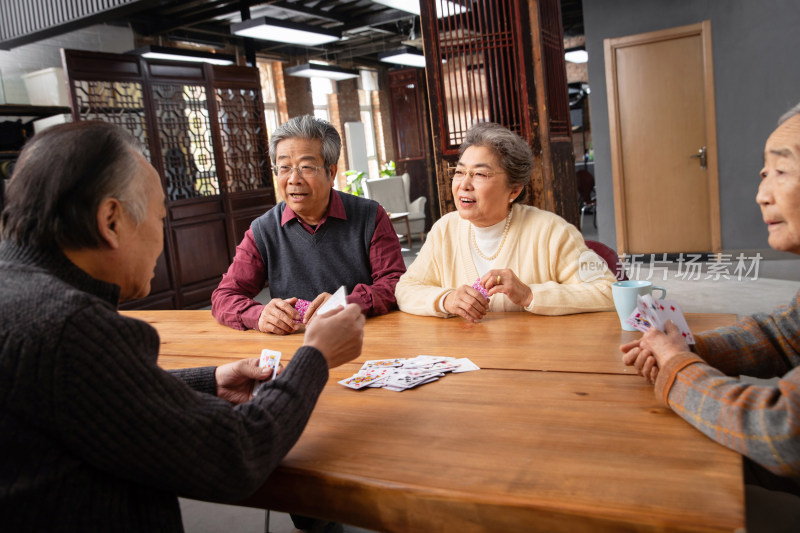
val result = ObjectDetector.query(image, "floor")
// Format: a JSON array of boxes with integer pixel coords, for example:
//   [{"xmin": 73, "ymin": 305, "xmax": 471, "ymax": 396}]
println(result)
[{"xmin": 182, "ymin": 226, "xmax": 799, "ymax": 533}]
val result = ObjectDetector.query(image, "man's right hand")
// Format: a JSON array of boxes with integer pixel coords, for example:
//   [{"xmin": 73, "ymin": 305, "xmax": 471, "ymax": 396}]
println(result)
[
  {"xmin": 303, "ymin": 303, "xmax": 365, "ymax": 369},
  {"xmin": 258, "ymin": 297, "xmax": 300, "ymax": 335}
]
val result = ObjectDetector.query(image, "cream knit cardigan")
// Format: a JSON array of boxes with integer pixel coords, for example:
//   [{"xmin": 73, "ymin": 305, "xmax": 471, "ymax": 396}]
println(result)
[{"xmin": 395, "ymin": 203, "xmax": 616, "ymax": 316}]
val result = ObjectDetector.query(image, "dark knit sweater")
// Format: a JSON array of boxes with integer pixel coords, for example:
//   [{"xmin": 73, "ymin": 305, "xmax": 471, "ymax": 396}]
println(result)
[
  {"xmin": 0, "ymin": 240, "xmax": 329, "ymax": 532},
  {"xmin": 250, "ymin": 190, "xmax": 378, "ymax": 301}
]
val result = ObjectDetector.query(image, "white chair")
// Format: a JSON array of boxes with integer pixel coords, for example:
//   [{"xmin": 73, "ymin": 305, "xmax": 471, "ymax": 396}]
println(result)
[{"xmin": 363, "ymin": 173, "xmax": 426, "ymax": 245}]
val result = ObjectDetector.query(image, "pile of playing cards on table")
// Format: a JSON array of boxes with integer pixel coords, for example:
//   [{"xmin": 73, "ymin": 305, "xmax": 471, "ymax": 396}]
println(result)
[
  {"xmin": 625, "ymin": 294, "xmax": 695, "ymax": 344},
  {"xmin": 339, "ymin": 356, "xmax": 480, "ymax": 391}
]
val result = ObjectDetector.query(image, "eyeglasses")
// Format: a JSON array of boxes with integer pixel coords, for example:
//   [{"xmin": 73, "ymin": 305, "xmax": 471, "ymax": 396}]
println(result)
[
  {"xmin": 274, "ymin": 164, "xmax": 325, "ymax": 179},
  {"xmin": 449, "ymin": 167, "xmax": 499, "ymax": 184}
]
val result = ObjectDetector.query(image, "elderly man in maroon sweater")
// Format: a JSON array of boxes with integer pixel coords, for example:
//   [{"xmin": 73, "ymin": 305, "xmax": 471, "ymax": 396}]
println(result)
[{"xmin": 212, "ymin": 114, "xmax": 406, "ymax": 335}]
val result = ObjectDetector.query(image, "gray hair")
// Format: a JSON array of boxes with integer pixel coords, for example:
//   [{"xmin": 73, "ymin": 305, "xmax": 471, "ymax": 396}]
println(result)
[
  {"xmin": 778, "ymin": 102, "xmax": 800, "ymax": 125},
  {"xmin": 268, "ymin": 115, "xmax": 341, "ymax": 167},
  {"xmin": 1, "ymin": 121, "xmax": 146, "ymax": 249},
  {"xmin": 459, "ymin": 122, "xmax": 533, "ymax": 203}
]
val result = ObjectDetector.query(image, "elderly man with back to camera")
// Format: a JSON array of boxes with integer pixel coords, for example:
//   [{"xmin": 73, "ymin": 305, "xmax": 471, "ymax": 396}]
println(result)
[{"xmin": 0, "ymin": 121, "xmax": 366, "ymax": 531}]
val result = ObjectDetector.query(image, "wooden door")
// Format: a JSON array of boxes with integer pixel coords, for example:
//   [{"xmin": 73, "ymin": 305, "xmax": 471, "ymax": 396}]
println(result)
[{"xmin": 605, "ymin": 21, "xmax": 720, "ymax": 254}]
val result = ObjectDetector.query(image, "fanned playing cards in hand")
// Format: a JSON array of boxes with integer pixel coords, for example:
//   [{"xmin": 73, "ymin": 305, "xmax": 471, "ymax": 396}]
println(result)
[
  {"xmin": 339, "ymin": 356, "xmax": 480, "ymax": 391},
  {"xmin": 625, "ymin": 294, "xmax": 695, "ymax": 344}
]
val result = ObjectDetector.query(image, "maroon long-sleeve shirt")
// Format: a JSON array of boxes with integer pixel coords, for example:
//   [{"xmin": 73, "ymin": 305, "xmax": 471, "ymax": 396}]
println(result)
[{"xmin": 212, "ymin": 191, "xmax": 406, "ymax": 330}]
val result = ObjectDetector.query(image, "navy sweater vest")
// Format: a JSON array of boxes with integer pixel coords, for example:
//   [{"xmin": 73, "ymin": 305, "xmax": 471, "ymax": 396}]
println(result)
[{"xmin": 251, "ymin": 190, "xmax": 378, "ymax": 301}]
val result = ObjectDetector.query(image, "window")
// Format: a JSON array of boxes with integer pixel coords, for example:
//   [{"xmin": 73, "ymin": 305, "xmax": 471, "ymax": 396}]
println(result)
[
  {"xmin": 359, "ymin": 89, "xmax": 379, "ymax": 179},
  {"xmin": 257, "ymin": 60, "xmax": 280, "ymax": 136},
  {"xmin": 311, "ymin": 77, "xmax": 332, "ymax": 122}
]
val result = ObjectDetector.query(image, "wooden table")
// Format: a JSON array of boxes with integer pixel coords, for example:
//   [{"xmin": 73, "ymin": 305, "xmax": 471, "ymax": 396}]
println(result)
[{"xmin": 124, "ymin": 310, "xmax": 744, "ymax": 532}]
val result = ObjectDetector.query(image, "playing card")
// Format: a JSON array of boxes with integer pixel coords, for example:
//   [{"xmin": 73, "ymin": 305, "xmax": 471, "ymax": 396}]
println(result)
[
  {"xmin": 294, "ymin": 299, "xmax": 311, "ymax": 323},
  {"xmin": 624, "ymin": 295, "xmax": 695, "ymax": 344},
  {"xmin": 625, "ymin": 309, "xmax": 654, "ymax": 333},
  {"xmin": 338, "ymin": 373, "xmax": 383, "ymax": 390},
  {"xmin": 360, "ymin": 358, "xmax": 407, "ymax": 371},
  {"xmin": 317, "ymin": 285, "xmax": 347, "ymax": 316},
  {"xmin": 253, "ymin": 349, "xmax": 281, "ymax": 396},
  {"xmin": 472, "ymin": 278, "xmax": 489, "ymax": 300},
  {"xmin": 452, "ymin": 358, "xmax": 480, "ymax": 373},
  {"xmin": 653, "ymin": 299, "xmax": 696, "ymax": 344}
]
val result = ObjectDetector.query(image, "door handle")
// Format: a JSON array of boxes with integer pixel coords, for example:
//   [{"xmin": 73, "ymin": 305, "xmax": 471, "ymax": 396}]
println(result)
[{"xmin": 690, "ymin": 146, "xmax": 707, "ymax": 170}]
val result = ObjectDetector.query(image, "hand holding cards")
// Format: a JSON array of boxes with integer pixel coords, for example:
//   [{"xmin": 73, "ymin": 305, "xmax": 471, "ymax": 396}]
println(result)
[
  {"xmin": 625, "ymin": 294, "xmax": 695, "ymax": 344},
  {"xmin": 316, "ymin": 285, "xmax": 347, "ymax": 316}
]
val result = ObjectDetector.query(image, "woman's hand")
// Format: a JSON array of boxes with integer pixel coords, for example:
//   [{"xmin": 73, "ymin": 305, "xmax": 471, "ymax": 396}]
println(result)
[
  {"xmin": 483, "ymin": 269, "xmax": 533, "ymax": 308},
  {"xmin": 620, "ymin": 339, "xmax": 659, "ymax": 384},
  {"xmin": 443, "ymin": 285, "xmax": 489, "ymax": 323}
]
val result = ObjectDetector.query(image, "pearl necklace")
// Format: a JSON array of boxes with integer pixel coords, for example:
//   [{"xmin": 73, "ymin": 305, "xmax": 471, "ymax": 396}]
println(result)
[{"xmin": 470, "ymin": 209, "xmax": 513, "ymax": 261}]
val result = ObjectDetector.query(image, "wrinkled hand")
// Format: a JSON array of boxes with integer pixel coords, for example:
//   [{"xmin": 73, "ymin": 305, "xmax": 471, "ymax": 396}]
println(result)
[
  {"xmin": 443, "ymin": 285, "xmax": 489, "ymax": 323},
  {"xmin": 303, "ymin": 303, "xmax": 365, "ymax": 369},
  {"xmin": 619, "ymin": 321, "xmax": 690, "ymax": 384},
  {"xmin": 483, "ymin": 269, "xmax": 533, "ymax": 308},
  {"xmin": 303, "ymin": 292, "xmax": 332, "ymax": 324},
  {"xmin": 640, "ymin": 321, "xmax": 690, "ymax": 365},
  {"xmin": 215, "ymin": 358, "xmax": 283, "ymax": 404},
  {"xmin": 620, "ymin": 338, "xmax": 659, "ymax": 384},
  {"xmin": 258, "ymin": 297, "xmax": 300, "ymax": 335}
]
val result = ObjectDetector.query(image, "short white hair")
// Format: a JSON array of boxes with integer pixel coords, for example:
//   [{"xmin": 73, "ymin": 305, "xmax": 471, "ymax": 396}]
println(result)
[{"xmin": 778, "ymin": 102, "xmax": 800, "ymax": 125}]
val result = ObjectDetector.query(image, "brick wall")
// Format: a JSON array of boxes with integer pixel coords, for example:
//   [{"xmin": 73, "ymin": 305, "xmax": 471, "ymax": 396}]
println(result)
[
  {"xmin": 331, "ymin": 78, "xmax": 361, "ymax": 187},
  {"xmin": 564, "ymin": 35, "xmax": 587, "ymax": 84},
  {"xmin": 283, "ymin": 74, "xmax": 313, "ymax": 118}
]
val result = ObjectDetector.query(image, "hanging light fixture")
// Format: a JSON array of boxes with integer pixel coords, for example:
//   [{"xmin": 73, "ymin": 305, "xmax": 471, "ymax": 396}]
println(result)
[
  {"xmin": 285, "ymin": 63, "xmax": 359, "ymax": 81},
  {"xmin": 372, "ymin": 0, "xmax": 467, "ymax": 17},
  {"xmin": 128, "ymin": 45, "xmax": 235, "ymax": 65},
  {"xmin": 378, "ymin": 47, "xmax": 426, "ymax": 68},
  {"xmin": 231, "ymin": 17, "xmax": 341, "ymax": 46},
  {"xmin": 565, "ymin": 48, "xmax": 588, "ymax": 63}
]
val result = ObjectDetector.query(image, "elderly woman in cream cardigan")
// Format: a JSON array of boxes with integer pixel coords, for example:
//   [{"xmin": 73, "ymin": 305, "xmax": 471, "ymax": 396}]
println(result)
[{"xmin": 395, "ymin": 122, "xmax": 615, "ymax": 323}]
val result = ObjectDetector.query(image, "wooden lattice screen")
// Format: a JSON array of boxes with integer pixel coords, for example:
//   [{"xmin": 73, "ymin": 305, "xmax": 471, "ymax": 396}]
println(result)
[
  {"xmin": 62, "ymin": 50, "xmax": 275, "ymax": 310},
  {"xmin": 436, "ymin": 0, "xmax": 531, "ymax": 151}
]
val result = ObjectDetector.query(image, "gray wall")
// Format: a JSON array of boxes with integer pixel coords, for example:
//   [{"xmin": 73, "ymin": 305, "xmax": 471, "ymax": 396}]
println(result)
[{"xmin": 583, "ymin": 0, "xmax": 800, "ymax": 251}]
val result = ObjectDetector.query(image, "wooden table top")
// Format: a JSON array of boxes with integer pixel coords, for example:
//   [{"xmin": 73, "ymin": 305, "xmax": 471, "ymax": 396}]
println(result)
[
  {"xmin": 123, "ymin": 310, "xmax": 743, "ymax": 532},
  {"xmin": 123, "ymin": 310, "xmax": 736, "ymax": 375}
]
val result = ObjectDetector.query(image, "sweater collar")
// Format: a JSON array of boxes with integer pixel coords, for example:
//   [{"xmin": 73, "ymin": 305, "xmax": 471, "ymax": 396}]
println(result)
[
  {"xmin": 0, "ymin": 240, "xmax": 121, "ymax": 306},
  {"xmin": 280, "ymin": 189, "xmax": 347, "ymax": 233}
]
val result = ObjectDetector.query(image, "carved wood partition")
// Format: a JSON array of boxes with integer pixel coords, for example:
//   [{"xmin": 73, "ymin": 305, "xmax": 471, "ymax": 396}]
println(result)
[
  {"xmin": 420, "ymin": 0, "xmax": 577, "ymax": 224},
  {"xmin": 62, "ymin": 50, "xmax": 275, "ymax": 310}
]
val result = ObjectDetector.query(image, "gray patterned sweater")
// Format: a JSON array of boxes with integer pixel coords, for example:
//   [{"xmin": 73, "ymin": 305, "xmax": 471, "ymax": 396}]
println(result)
[{"xmin": 0, "ymin": 240, "xmax": 329, "ymax": 531}]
